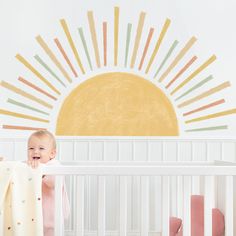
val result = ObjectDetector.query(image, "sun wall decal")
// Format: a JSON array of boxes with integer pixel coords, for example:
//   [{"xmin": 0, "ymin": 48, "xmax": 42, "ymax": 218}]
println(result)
[{"xmin": 0, "ymin": 6, "xmax": 235, "ymax": 136}]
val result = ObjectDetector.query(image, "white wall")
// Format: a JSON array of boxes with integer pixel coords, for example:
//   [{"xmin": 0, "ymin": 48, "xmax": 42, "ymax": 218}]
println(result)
[{"xmin": 1, "ymin": 0, "xmax": 236, "ymax": 137}]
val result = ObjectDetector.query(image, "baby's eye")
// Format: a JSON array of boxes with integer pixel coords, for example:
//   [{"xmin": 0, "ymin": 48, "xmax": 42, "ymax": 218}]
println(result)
[
  {"xmin": 39, "ymin": 147, "xmax": 45, "ymax": 150},
  {"xmin": 28, "ymin": 147, "xmax": 34, "ymax": 150}
]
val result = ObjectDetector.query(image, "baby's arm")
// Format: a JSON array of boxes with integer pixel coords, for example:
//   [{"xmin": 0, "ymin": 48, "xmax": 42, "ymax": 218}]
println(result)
[{"xmin": 42, "ymin": 175, "xmax": 55, "ymax": 188}]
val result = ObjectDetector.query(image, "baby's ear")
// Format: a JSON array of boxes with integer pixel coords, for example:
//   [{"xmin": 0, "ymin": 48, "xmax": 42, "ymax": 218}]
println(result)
[{"xmin": 50, "ymin": 149, "xmax": 56, "ymax": 159}]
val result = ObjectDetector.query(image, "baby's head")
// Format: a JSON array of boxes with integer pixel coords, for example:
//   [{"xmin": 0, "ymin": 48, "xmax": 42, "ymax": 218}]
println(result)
[{"xmin": 27, "ymin": 130, "xmax": 56, "ymax": 163}]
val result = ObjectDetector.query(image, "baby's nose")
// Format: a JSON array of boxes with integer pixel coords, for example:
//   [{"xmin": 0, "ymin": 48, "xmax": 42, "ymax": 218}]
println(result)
[{"xmin": 34, "ymin": 149, "xmax": 39, "ymax": 154}]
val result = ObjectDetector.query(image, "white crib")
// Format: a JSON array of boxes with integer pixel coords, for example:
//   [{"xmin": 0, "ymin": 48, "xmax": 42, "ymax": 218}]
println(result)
[
  {"xmin": 1, "ymin": 137, "xmax": 236, "ymax": 235},
  {"xmin": 44, "ymin": 161, "xmax": 235, "ymax": 236}
]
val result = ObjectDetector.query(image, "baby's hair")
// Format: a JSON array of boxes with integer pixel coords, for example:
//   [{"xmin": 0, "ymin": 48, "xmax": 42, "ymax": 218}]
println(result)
[{"xmin": 29, "ymin": 130, "xmax": 57, "ymax": 149}]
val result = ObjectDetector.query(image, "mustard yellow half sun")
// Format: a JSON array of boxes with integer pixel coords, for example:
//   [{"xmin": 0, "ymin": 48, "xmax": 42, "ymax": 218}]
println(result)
[{"xmin": 56, "ymin": 72, "xmax": 179, "ymax": 135}]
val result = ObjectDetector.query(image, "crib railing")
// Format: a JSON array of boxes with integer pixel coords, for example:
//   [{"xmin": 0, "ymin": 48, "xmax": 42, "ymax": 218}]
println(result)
[{"xmin": 42, "ymin": 161, "xmax": 236, "ymax": 236}]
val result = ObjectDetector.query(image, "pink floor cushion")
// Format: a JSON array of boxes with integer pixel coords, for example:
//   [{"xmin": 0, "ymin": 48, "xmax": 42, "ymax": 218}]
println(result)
[
  {"xmin": 191, "ymin": 195, "xmax": 225, "ymax": 236},
  {"xmin": 169, "ymin": 217, "xmax": 182, "ymax": 236}
]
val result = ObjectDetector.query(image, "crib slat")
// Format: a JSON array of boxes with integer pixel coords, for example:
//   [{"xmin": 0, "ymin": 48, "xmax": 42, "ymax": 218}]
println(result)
[
  {"xmin": 141, "ymin": 176, "xmax": 149, "ymax": 236},
  {"xmin": 177, "ymin": 176, "xmax": 183, "ymax": 219},
  {"xmin": 162, "ymin": 176, "xmax": 169, "ymax": 236},
  {"xmin": 204, "ymin": 176, "xmax": 214, "ymax": 236},
  {"xmin": 76, "ymin": 176, "xmax": 85, "ymax": 236},
  {"xmin": 192, "ymin": 176, "xmax": 200, "ymax": 194},
  {"xmin": 183, "ymin": 176, "xmax": 191, "ymax": 236},
  {"xmin": 54, "ymin": 176, "xmax": 64, "ymax": 236},
  {"xmin": 98, "ymin": 176, "xmax": 106, "ymax": 236},
  {"xmin": 120, "ymin": 176, "xmax": 128, "ymax": 236},
  {"xmin": 225, "ymin": 176, "xmax": 233, "ymax": 236}
]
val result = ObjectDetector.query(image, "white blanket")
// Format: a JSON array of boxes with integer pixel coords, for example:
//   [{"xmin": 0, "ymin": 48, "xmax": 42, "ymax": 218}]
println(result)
[{"xmin": 0, "ymin": 161, "xmax": 43, "ymax": 236}]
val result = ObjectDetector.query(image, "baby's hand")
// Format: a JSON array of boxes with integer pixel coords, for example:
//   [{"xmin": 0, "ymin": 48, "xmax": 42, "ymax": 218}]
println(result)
[
  {"xmin": 0, "ymin": 157, "xmax": 4, "ymax": 161},
  {"xmin": 27, "ymin": 157, "xmax": 40, "ymax": 169}
]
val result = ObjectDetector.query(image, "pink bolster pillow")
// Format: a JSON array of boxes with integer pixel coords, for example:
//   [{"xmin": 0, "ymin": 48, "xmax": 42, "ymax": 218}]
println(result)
[
  {"xmin": 191, "ymin": 195, "xmax": 225, "ymax": 236},
  {"xmin": 169, "ymin": 217, "xmax": 182, "ymax": 236}
]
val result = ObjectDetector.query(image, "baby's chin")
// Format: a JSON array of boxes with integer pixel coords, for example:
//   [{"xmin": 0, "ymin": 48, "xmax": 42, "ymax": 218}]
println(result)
[{"xmin": 40, "ymin": 158, "xmax": 52, "ymax": 164}]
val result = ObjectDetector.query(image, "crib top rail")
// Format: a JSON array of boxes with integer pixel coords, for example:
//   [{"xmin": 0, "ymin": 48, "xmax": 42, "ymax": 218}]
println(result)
[{"xmin": 42, "ymin": 160, "xmax": 236, "ymax": 176}]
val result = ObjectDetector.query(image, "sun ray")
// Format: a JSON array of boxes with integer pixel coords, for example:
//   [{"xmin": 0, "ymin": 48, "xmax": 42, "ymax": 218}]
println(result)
[
  {"xmin": 15, "ymin": 54, "xmax": 61, "ymax": 95},
  {"xmin": 0, "ymin": 109, "xmax": 49, "ymax": 123},
  {"xmin": 34, "ymin": 55, "xmax": 66, "ymax": 87},
  {"xmin": 183, "ymin": 99, "xmax": 225, "ymax": 116},
  {"xmin": 7, "ymin": 98, "xmax": 50, "ymax": 116},
  {"xmin": 87, "ymin": 11, "xmax": 101, "ymax": 68},
  {"xmin": 36, "ymin": 35, "xmax": 72, "ymax": 83},
  {"xmin": 185, "ymin": 109, "xmax": 236, "ymax": 124},
  {"xmin": 124, "ymin": 23, "xmax": 132, "ymax": 67},
  {"xmin": 175, "ymin": 75, "xmax": 213, "ymax": 101},
  {"xmin": 166, "ymin": 56, "xmax": 197, "ymax": 89},
  {"xmin": 0, "ymin": 81, "xmax": 53, "ymax": 109},
  {"xmin": 130, "ymin": 12, "xmax": 146, "ymax": 68},
  {"xmin": 54, "ymin": 38, "xmax": 78, "ymax": 77},
  {"xmin": 178, "ymin": 81, "xmax": 230, "ymax": 108},
  {"xmin": 158, "ymin": 37, "xmax": 197, "ymax": 82},
  {"xmin": 185, "ymin": 125, "xmax": 228, "ymax": 132},
  {"xmin": 103, "ymin": 22, "xmax": 107, "ymax": 66},
  {"xmin": 154, "ymin": 40, "xmax": 179, "ymax": 77},
  {"xmin": 138, "ymin": 28, "xmax": 154, "ymax": 70},
  {"xmin": 18, "ymin": 76, "xmax": 57, "ymax": 101},
  {"xmin": 2, "ymin": 125, "xmax": 46, "ymax": 131},
  {"xmin": 60, "ymin": 19, "xmax": 85, "ymax": 74},
  {"xmin": 78, "ymin": 27, "xmax": 93, "ymax": 70},
  {"xmin": 171, "ymin": 55, "xmax": 216, "ymax": 95},
  {"xmin": 145, "ymin": 18, "xmax": 171, "ymax": 74},
  {"xmin": 114, "ymin": 7, "xmax": 119, "ymax": 66}
]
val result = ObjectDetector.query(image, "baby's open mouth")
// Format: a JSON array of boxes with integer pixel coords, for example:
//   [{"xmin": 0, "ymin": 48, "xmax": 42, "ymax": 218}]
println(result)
[{"xmin": 33, "ymin": 157, "xmax": 41, "ymax": 160}]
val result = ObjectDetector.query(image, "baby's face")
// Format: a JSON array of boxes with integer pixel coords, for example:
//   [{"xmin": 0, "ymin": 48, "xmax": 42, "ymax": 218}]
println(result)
[{"xmin": 28, "ymin": 135, "xmax": 56, "ymax": 163}]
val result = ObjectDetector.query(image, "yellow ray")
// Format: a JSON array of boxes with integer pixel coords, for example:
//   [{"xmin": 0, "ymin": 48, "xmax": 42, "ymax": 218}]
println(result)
[
  {"xmin": 114, "ymin": 7, "xmax": 119, "ymax": 66},
  {"xmin": 36, "ymin": 35, "xmax": 72, "ymax": 83},
  {"xmin": 3, "ymin": 125, "xmax": 46, "ymax": 131},
  {"xmin": 171, "ymin": 55, "xmax": 216, "ymax": 95},
  {"xmin": 178, "ymin": 82, "xmax": 230, "ymax": 108},
  {"xmin": 185, "ymin": 109, "xmax": 236, "ymax": 124},
  {"xmin": 158, "ymin": 37, "xmax": 197, "ymax": 82},
  {"xmin": 60, "ymin": 19, "xmax": 85, "ymax": 74},
  {"xmin": 130, "ymin": 12, "xmax": 146, "ymax": 68},
  {"xmin": 0, "ymin": 109, "xmax": 49, "ymax": 123},
  {"xmin": 0, "ymin": 81, "xmax": 53, "ymax": 109},
  {"xmin": 87, "ymin": 11, "xmax": 101, "ymax": 68},
  {"xmin": 145, "ymin": 18, "xmax": 171, "ymax": 73},
  {"xmin": 15, "ymin": 54, "xmax": 60, "ymax": 95}
]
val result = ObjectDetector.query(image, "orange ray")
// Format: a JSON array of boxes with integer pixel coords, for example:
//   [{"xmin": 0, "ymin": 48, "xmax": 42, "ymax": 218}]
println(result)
[
  {"xmin": 18, "ymin": 77, "xmax": 57, "ymax": 101},
  {"xmin": 138, "ymin": 28, "xmax": 154, "ymax": 70},
  {"xmin": 54, "ymin": 38, "xmax": 78, "ymax": 77},
  {"xmin": 166, "ymin": 56, "xmax": 197, "ymax": 89},
  {"xmin": 103, "ymin": 22, "xmax": 107, "ymax": 66},
  {"xmin": 183, "ymin": 99, "xmax": 225, "ymax": 116}
]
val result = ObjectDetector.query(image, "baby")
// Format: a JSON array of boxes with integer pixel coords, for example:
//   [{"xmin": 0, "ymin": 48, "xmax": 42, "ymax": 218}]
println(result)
[{"xmin": 27, "ymin": 130, "xmax": 70, "ymax": 236}]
